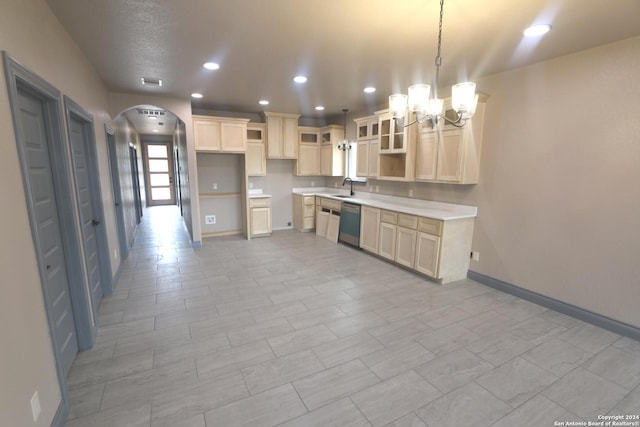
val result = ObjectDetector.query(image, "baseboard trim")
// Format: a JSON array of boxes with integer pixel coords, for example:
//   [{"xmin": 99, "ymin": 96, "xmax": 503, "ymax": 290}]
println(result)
[
  {"xmin": 192, "ymin": 240, "xmax": 202, "ymax": 248},
  {"xmin": 468, "ymin": 270, "xmax": 640, "ymax": 341},
  {"xmin": 51, "ymin": 397, "xmax": 68, "ymax": 427},
  {"xmin": 112, "ymin": 261, "xmax": 124, "ymax": 292}
]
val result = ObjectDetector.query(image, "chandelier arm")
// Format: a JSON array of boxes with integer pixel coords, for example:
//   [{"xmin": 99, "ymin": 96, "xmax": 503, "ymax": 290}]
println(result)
[{"xmin": 442, "ymin": 113, "xmax": 467, "ymax": 128}]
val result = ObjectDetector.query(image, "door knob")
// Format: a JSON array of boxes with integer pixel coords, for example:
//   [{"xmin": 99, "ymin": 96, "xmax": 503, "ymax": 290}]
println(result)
[{"xmin": 92, "ymin": 219, "xmax": 101, "ymax": 226}]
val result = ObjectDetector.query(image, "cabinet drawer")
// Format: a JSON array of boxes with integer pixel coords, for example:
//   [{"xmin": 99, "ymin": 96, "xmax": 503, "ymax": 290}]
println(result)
[
  {"xmin": 380, "ymin": 210, "xmax": 398, "ymax": 224},
  {"xmin": 249, "ymin": 197, "xmax": 271, "ymax": 208},
  {"xmin": 321, "ymin": 198, "xmax": 341, "ymax": 211},
  {"xmin": 397, "ymin": 213, "xmax": 418, "ymax": 229},
  {"xmin": 303, "ymin": 196, "xmax": 315, "ymax": 205},
  {"xmin": 303, "ymin": 217, "xmax": 315, "ymax": 229},
  {"xmin": 303, "ymin": 204, "xmax": 315, "ymax": 217},
  {"xmin": 418, "ymin": 217, "xmax": 443, "ymax": 236}
]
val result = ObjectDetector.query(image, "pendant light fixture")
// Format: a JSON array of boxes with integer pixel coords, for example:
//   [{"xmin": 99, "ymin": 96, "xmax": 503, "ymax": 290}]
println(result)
[
  {"xmin": 337, "ymin": 109, "xmax": 352, "ymax": 151},
  {"xmin": 389, "ymin": 0, "xmax": 478, "ymax": 128}
]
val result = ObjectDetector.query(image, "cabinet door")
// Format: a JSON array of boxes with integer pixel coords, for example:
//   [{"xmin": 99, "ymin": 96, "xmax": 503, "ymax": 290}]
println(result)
[
  {"xmin": 368, "ymin": 140, "xmax": 379, "ymax": 177},
  {"xmin": 326, "ymin": 211, "xmax": 340, "ymax": 243},
  {"xmin": 221, "ymin": 121, "xmax": 247, "ymax": 152},
  {"xmin": 378, "ymin": 222, "xmax": 396, "ymax": 260},
  {"xmin": 283, "ymin": 117, "xmax": 298, "ymax": 158},
  {"xmin": 395, "ymin": 226, "xmax": 417, "ymax": 268},
  {"xmin": 315, "ymin": 207, "xmax": 329, "ymax": 238},
  {"xmin": 193, "ymin": 118, "xmax": 221, "ymax": 151},
  {"xmin": 320, "ymin": 144, "xmax": 331, "ymax": 176},
  {"xmin": 266, "ymin": 115, "xmax": 283, "ymax": 158},
  {"xmin": 297, "ymin": 145, "xmax": 320, "ymax": 175},
  {"xmin": 415, "ymin": 232, "xmax": 441, "ymax": 277},
  {"xmin": 356, "ymin": 140, "xmax": 369, "ymax": 177},
  {"xmin": 436, "ymin": 129, "xmax": 464, "ymax": 182},
  {"xmin": 416, "ymin": 131, "xmax": 438, "ymax": 180},
  {"xmin": 251, "ymin": 207, "xmax": 271, "ymax": 236},
  {"xmin": 360, "ymin": 206, "xmax": 380, "ymax": 253},
  {"xmin": 246, "ymin": 142, "xmax": 266, "ymax": 176}
]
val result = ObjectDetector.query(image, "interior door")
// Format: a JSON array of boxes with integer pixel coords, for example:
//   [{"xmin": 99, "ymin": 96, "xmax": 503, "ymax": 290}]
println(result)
[
  {"xmin": 68, "ymin": 114, "xmax": 103, "ymax": 309},
  {"xmin": 18, "ymin": 88, "xmax": 78, "ymax": 375},
  {"xmin": 144, "ymin": 141, "xmax": 176, "ymax": 206}
]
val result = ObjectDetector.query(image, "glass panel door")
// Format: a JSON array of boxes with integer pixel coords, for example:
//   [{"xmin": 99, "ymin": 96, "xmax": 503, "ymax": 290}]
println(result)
[{"xmin": 143, "ymin": 141, "xmax": 175, "ymax": 206}]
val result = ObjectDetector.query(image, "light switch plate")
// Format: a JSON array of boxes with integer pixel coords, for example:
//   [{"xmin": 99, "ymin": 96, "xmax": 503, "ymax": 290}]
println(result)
[{"xmin": 31, "ymin": 390, "xmax": 41, "ymax": 422}]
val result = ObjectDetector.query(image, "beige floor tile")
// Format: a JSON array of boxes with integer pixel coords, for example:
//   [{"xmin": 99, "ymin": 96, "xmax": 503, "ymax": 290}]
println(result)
[
  {"xmin": 491, "ymin": 395, "xmax": 570, "ymax": 427},
  {"xmin": 383, "ymin": 412, "xmax": 427, "ymax": 427},
  {"xmin": 521, "ymin": 338, "xmax": 593, "ymax": 377},
  {"xmin": 65, "ymin": 400, "xmax": 151, "ymax": 427},
  {"xmin": 67, "ymin": 383, "xmax": 105, "ymax": 420},
  {"xmin": 582, "ymin": 346, "xmax": 640, "ymax": 390},
  {"xmin": 153, "ymin": 332, "xmax": 230, "ymax": 367},
  {"xmin": 361, "ymin": 341, "xmax": 435, "ymax": 380},
  {"xmin": 227, "ymin": 317, "xmax": 294, "ymax": 347},
  {"xmin": 195, "ymin": 340, "xmax": 275, "ymax": 380},
  {"xmin": 280, "ymin": 398, "xmax": 371, "ymax": 427},
  {"xmin": 326, "ymin": 312, "xmax": 388, "ymax": 338},
  {"xmin": 312, "ymin": 332, "xmax": 384, "ymax": 368},
  {"xmin": 415, "ymin": 324, "xmax": 480, "ymax": 356},
  {"xmin": 67, "ymin": 349, "xmax": 154, "ymax": 389},
  {"xmin": 286, "ymin": 305, "xmax": 346, "ymax": 330},
  {"xmin": 415, "ymin": 348, "xmax": 493, "ymax": 394}
]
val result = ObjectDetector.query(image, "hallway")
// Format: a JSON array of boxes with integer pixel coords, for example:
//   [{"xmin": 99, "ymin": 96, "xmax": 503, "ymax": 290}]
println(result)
[{"xmin": 64, "ymin": 206, "xmax": 640, "ymax": 427}]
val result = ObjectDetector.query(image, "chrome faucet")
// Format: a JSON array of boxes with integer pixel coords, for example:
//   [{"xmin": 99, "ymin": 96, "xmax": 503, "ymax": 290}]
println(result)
[{"xmin": 342, "ymin": 177, "xmax": 354, "ymax": 196}]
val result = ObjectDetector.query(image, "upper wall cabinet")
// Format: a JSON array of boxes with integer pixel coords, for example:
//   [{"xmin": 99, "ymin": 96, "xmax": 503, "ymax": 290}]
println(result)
[
  {"xmin": 246, "ymin": 123, "xmax": 266, "ymax": 176},
  {"xmin": 193, "ymin": 115, "xmax": 250, "ymax": 153},
  {"xmin": 375, "ymin": 109, "xmax": 418, "ymax": 181},
  {"xmin": 296, "ymin": 126, "xmax": 321, "ymax": 176},
  {"xmin": 354, "ymin": 115, "xmax": 379, "ymax": 178},
  {"xmin": 415, "ymin": 98, "xmax": 486, "ymax": 184},
  {"xmin": 264, "ymin": 112, "xmax": 300, "ymax": 159},
  {"xmin": 320, "ymin": 125, "xmax": 344, "ymax": 177}
]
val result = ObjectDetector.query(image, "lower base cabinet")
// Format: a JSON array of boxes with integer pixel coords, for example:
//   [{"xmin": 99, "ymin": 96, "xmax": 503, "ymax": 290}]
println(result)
[
  {"xmin": 378, "ymin": 222, "xmax": 396, "ymax": 260},
  {"xmin": 395, "ymin": 226, "xmax": 417, "ymax": 268},
  {"xmin": 315, "ymin": 206, "xmax": 329, "ymax": 238},
  {"xmin": 250, "ymin": 197, "xmax": 271, "ymax": 237},
  {"xmin": 359, "ymin": 206, "xmax": 380, "ymax": 253},
  {"xmin": 326, "ymin": 211, "xmax": 340, "ymax": 243},
  {"xmin": 415, "ymin": 232, "xmax": 440, "ymax": 277}
]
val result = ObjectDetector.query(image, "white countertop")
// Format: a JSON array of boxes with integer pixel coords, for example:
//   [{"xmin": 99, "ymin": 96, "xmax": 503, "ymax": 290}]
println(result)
[
  {"xmin": 292, "ymin": 187, "xmax": 477, "ymax": 220},
  {"xmin": 248, "ymin": 189, "xmax": 271, "ymax": 198}
]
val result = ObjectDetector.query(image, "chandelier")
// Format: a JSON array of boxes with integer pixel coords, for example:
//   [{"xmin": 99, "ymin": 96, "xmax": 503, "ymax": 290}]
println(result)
[{"xmin": 389, "ymin": 0, "xmax": 478, "ymax": 128}]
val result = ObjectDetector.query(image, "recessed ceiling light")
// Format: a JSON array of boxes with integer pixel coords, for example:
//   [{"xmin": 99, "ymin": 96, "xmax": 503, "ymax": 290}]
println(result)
[
  {"xmin": 364, "ymin": 87, "xmax": 376, "ymax": 93},
  {"xmin": 152, "ymin": 129, "xmax": 159, "ymax": 133},
  {"xmin": 259, "ymin": 100, "xmax": 269, "ymax": 105},
  {"xmin": 315, "ymin": 106, "xmax": 325, "ymax": 111},
  {"xmin": 293, "ymin": 75, "xmax": 307, "ymax": 84},
  {"xmin": 203, "ymin": 62, "xmax": 220, "ymax": 70},
  {"xmin": 191, "ymin": 93, "xmax": 203, "ymax": 99},
  {"xmin": 148, "ymin": 116, "xmax": 158, "ymax": 120},
  {"xmin": 523, "ymin": 24, "xmax": 551, "ymax": 37}
]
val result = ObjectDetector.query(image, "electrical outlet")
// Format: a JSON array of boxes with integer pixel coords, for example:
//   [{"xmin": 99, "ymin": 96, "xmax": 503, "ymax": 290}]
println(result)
[
  {"xmin": 212, "ymin": 183, "xmax": 218, "ymax": 190},
  {"xmin": 31, "ymin": 390, "xmax": 41, "ymax": 422},
  {"xmin": 287, "ymin": 222, "xmax": 292, "ymax": 227},
  {"xmin": 471, "ymin": 251, "xmax": 480, "ymax": 261},
  {"xmin": 205, "ymin": 215, "xmax": 216, "ymax": 225},
  {"xmin": 408, "ymin": 189, "xmax": 414, "ymax": 197}
]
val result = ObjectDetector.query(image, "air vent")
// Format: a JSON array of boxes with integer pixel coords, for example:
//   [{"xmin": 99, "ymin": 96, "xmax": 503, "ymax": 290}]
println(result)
[
  {"xmin": 136, "ymin": 108, "xmax": 166, "ymax": 117},
  {"xmin": 140, "ymin": 77, "xmax": 162, "ymax": 87}
]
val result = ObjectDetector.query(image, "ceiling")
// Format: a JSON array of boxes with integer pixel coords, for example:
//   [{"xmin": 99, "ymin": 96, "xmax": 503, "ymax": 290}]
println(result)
[
  {"xmin": 47, "ymin": 0, "xmax": 640, "ymax": 118},
  {"xmin": 122, "ymin": 106, "xmax": 178, "ymax": 136}
]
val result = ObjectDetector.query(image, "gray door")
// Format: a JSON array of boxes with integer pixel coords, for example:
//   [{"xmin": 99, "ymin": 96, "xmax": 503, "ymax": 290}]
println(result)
[
  {"xmin": 18, "ymin": 88, "xmax": 78, "ymax": 375},
  {"xmin": 68, "ymin": 115, "xmax": 103, "ymax": 308},
  {"xmin": 106, "ymin": 129, "xmax": 129, "ymax": 260}
]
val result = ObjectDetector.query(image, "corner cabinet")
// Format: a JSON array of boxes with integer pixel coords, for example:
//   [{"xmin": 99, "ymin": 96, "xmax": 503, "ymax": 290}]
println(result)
[
  {"xmin": 415, "ymin": 98, "xmax": 486, "ymax": 184},
  {"xmin": 320, "ymin": 125, "xmax": 345, "ymax": 177},
  {"xmin": 193, "ymin": 115, "xmax": 249, "ymax": 153},
  {"xmin": 295, "ymin": 127, "xmax": 321, "ymax": 176},
  {"xmin": 375, "ymin": 109, "xmax": 417, "ymax": 181},
  {"xmin": 246, "ymin": 123, "xmax": 266, "ymax": 176},
  {"xmin": 265, "ymin": 112, "xmax": 299, "ymax": 159}
]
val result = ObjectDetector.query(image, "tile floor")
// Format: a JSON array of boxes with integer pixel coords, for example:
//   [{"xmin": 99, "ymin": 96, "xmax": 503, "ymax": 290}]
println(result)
[{"xmin": 64, "ymin": 206, "xmax": 640, "ymax": 427}]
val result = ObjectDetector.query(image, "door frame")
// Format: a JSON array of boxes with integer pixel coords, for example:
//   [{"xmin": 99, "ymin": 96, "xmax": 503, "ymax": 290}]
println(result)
[
  {"xmin": 142, "ymin": 137, "xmax": 176, "ymax": 206},
  {"xmin": 64, "ymin": 96, "xmax": 113, "ymax": 301},
  {"xmin": 105, "ymin": 125, "xmax": 130, "ymax": 261},
  {"xmin": 3, "ymin": 51, "xmax": 93, "ymax": 426}
]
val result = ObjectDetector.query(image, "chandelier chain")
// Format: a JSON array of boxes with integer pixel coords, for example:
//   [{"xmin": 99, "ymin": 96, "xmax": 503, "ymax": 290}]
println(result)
[{"xmin": 434, "ymin": 0, "xmax": 445, "ymax": 97}]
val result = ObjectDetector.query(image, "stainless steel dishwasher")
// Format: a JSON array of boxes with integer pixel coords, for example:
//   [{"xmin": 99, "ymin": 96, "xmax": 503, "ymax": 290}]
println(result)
[{"xmin": 338, "ymin": 201, "xmax": 361, "ymax": 247}]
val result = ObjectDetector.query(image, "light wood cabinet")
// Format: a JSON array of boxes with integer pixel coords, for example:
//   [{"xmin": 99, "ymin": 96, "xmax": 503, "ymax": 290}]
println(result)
[
  {"xmin": 326, "ymin": 211, "xmax": 341, "ymax": 243},
  {"xmin": 415, "ymin": 98, "xmax": 486, "ymax": 184},
  {"xmin": 321, "ymin": 125, "xmax": 343, "ymax": 146},
  {"xmin": 193, "ymin": 115, "xmax": 249, "ymax": 153},
  {"xmin": 249, "ymin": 197, "xmax": 271, "ymax": 237},
  {"xmin": 246, "ymin": 124, "xmax": 266, "ymax": 176},
  {"xmin": 296, "ymin": 127, "xmax": 320, "ymax": 176},
  {"xmin": 320, "ymin": 144, "xmax": 344, "ymax": 176},
  {"xmin": 265, "ymin": 112, "xmax": 299, "ymax": 159},
  {"xmin": 315, "ymin": 197, "xmax": 341, "ymax": 243},
  {"xmin": 378, "ymin": 222, "xmax": 397, "ymax": 260},
  {"xmin": 315, "ymin": 205, "xmax": 329, "ymax": 238},
  {"xmin": 360, "ymin": 206, "xmax": 380, "ymax": 253},
  {"xmin": 415, "ymin": 232, "xmax": 441, "ymax": 277},
  {"xmin": 395, "ymin": 226, "xmax": 417, "ymax": 268},
  {"xmin": 355, "ymin": 115, "xmax": 380, "ymax": 178},
  {"xmin": 293, "ymin": 194, "xmax": 315, "ymax": 231},
  {"xmin": 375, "ymin": 110, "xmax": 417, "ymax": 181}
]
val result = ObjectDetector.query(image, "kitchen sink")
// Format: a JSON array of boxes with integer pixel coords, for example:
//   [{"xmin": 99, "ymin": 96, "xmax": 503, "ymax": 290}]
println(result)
[{"xmin": 331, "ymin": 194, "xmax": 352, "ymax": 198}]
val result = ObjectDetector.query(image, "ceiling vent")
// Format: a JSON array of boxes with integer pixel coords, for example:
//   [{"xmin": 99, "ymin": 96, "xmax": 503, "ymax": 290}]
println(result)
[
  {"xmin": 140, "ymin": 77, "xmax": 162, "ymax": 87},
  {"xmin": 136, "ymin": 108, "xmax": 166, "ymax": 117}
]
